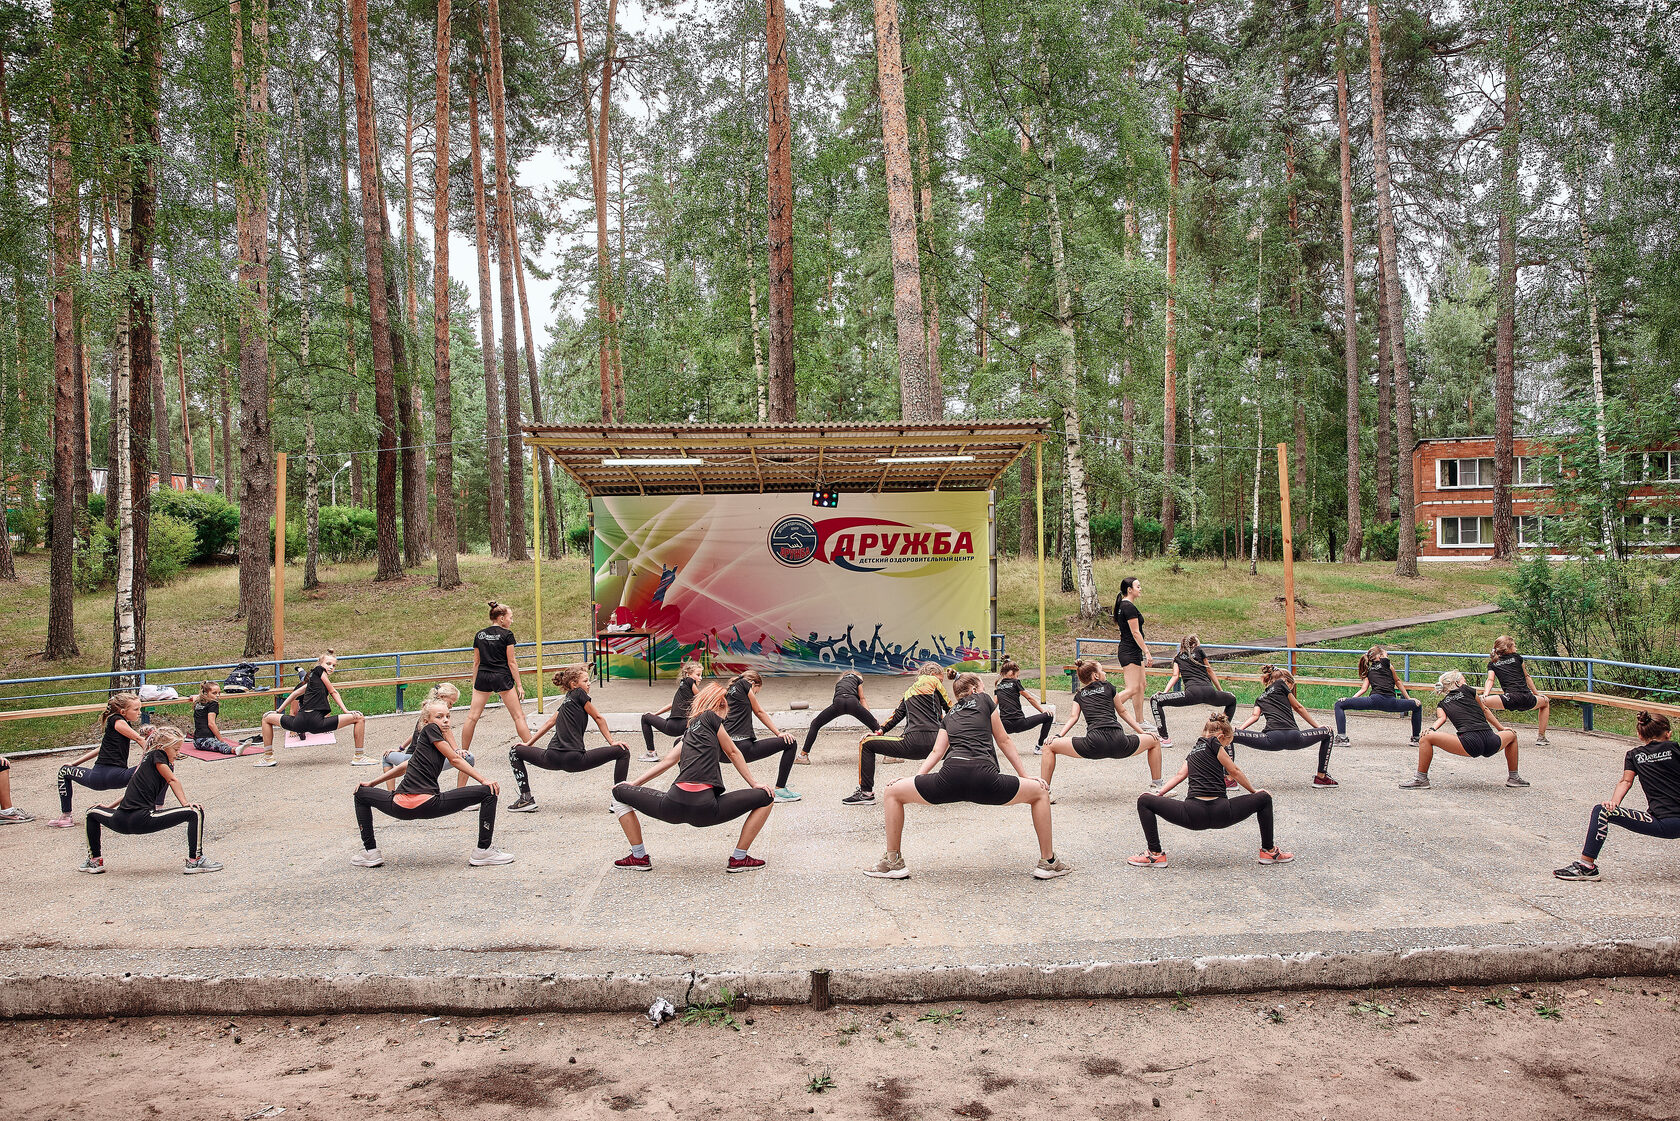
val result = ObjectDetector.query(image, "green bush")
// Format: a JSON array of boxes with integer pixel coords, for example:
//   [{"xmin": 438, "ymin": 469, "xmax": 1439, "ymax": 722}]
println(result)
[
  {"xmin": 74, "ymin": 521, "xmax": 114, "ymax": 592},
  {"xmin": 88, "ymin": 494, "xmax": 106, "ymax": 521},
  {"xmin": 150, "ymin": 488, "xmax": 239, "ymax": 562},
  {"xmin": 1362, "ymin": 520, "xmax": 1426, "ymax": 561},
  {"xmin": 9, "ymin": 501, "xmax": 43, "ymax": 550},
  {"xmin": 568, "ymin": 523, "xmax": 591, "ymax": 552},
  {"xmin": 1499, "ymin": 554, "xmax": 1680, "ymax": 694},
  {"xmin": 315, "ymin": 505, "xmax": 379, "ymax": 562},
  {"xmin": 75, "ymin": 511, "xmax": 199, "ymax": 590}
]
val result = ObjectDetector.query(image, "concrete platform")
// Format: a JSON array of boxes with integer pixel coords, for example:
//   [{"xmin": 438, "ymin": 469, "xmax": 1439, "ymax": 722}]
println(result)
[{"xmin": 3, "ymin": 675, "xmax": 1678, "ymax": 1017}]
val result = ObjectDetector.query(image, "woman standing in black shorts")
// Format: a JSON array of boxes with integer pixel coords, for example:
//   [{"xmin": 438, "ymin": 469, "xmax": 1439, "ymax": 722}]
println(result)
[
  {"xmin": 460, "ymin": 602, "xmax": 534, "ymax": 754},
  {"xmin": 798, "ymin": 669, "xmax": 882, "ymax": 764},
  {"xmin": 609, "ymin": 683, "xmax": 776, "ymax": 873},
  {"xmin": 254, "ymin": 651, "xmax": 371, "ymax": 767},
  {"xmin": 1112, "ymin": 577, "xmax": 1149, "ymax": 725},
  {"xmin": 640, "ymin": 661, "xmax": 703, "ymax": 762},
  {"xmin": 862, "ymin": 673, "xmax": 1068, "ymax": 881},
  {"xmin": 1041, "ymin": 659, "xmax": 1162, "ymax": 796},
  {"xmin": 1148, "ymin": 635, "xmax": 1237, "ymax": 748},
  {"xmin": 1129, "ymin": 712, "xmax": 1293, "ymax": 868},
  {"xmin": 994, "ymin": 659, "xmax": 1054, "ymax": 754},
  {"xmin": 1481, "ymin": 636, "xmax": 1551, "ymax": 746},
  {"xmin": 507, "ymin": 665, "xmax": 631, "ymax": 812},
  {"xmin": 1400, "ymin": 670, "xmax": 1524, "ymax": 789},
  {"xmin": 720, "ymin": 670, "xmax": 803, "ymax": 803},
  {"xmin": 1233, "ymin": 667, "xmax": 1337, "ymax": 788},
  {"xmin": 842, "ymin": 664, "xmax": 952, "ymax": 807},
  {"xmin": 80, "ymin": 727, "xmax": 223, "ymax": 875}
]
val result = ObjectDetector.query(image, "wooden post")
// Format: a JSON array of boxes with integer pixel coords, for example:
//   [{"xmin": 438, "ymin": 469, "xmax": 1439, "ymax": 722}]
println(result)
[
  {"xmin": 1276, "ymin": 443, "xmax": 1296, "ymax": 652},
  {"xmin": 274, "ymin": 452, "xmax": 287, "ymax": 679},
  {"xmin": 532, "ymin": 447, "xmax": 543, "ymax": 713},
  {"xmin": 1036, "ymin": 441, "xmax": 1047, "ymax": 703}
]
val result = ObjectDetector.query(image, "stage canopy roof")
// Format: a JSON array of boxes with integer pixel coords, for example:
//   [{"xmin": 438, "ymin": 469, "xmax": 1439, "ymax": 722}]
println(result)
[{"xmin": 522, "ymin": 420, "xmax": 1051, "ymax": 496}]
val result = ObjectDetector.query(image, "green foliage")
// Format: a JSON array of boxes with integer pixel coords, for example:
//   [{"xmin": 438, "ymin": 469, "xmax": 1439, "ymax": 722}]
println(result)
[
  {"xmin": 568, "ymin": 524, "xmax": 590, "ymax": 552},
  {"xmin": 150, "ymin": 488, "xmax": 239, "ymax": 563},
  {"xmin": 806, "ymin": 1069, "xmax": 836, "ymax": 1094},
  {"xmin": 312, "ymin": 506, "xmax": 380, "ymax": 563},
  {"xmin": 1362, "ymin": 521, "xmax": 1429, "ymax": 562},
  {"xmin": 1498, "ymin": 554, "xmax": 1680, "ymax": 690},
  {"xmin": 681, "ymin": 987, "xmax": 742, "ymax": 1030},
  {"xmin": 88, "ymin": 495, "xmax": 106, "ymax": 522},
  {"xmin": 915, "ymin": 1008, "xmax": 964, "ymax": 1025},
  {"xmin": 7, "ymin": 502, "xmax": 43, "ymax": 551},
  {"xmin": 75, "ymin": 511, "xmax": 200, "ymax": 590}
]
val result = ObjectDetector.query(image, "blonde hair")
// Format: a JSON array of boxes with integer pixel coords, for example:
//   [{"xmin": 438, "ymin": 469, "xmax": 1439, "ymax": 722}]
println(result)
[
  {"xmin": 428, "ymin": 682, "xmax": 461, "ymax": 706},
  {"xmin": 552, "ymin": 664, "xmax": 589, "ymax": 691},
  {"xmin": 952, "ymin": 673, "xmax": 982, "ymax": 698},
  {"xmin": 1270, "ymin": 669, "xmax": 1297, "ymax": 693},
  {"xmin": 488, "ymin": 601, "xmax": 511, "ymax": 622},
  {"xmin": 148, "ymin": 726, "xmax": 185, "ymax": 751},
  {"xmin": 733, "ymin": 669, "xmax": 764, "ymax": 689},
  {"xmin": 1177, "ymin": 634, "xmax": 1201, "ymax": 659},
  {"xmin": 692, "ymin": 682, "xmax": 729, "ymax": 714},
  {"xmin": 419, "ymin": 698, "xmax": 451, "ymax": 724},
  {"xmin": 1358, "ymin": 647, "xmax": 1385, "ymax": 679},
  {"xmin": 1436, "ymin": 670, "xmax": 1466, "ymax": 693},
  {"xmin": 1490, "ymin": 635, "xmax": 1517, "ymax": 665},
  {"xmin": 316, "ymin": 649, "xmax": 337, "ymax": 669},
  {"xmin": 196, "ymin": 680, "xmax": 220, "ymax": 703},
  {"xmin": 680, "ymin": 660, "xmax": 703, "ymax": 680},
  {"xmin": 101, "ymin": 692, "xmax": 140, "ymax": 724}
]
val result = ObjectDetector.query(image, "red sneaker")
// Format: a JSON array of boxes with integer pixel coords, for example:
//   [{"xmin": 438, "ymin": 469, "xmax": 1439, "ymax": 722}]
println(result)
[
  {"xmin": 726, "ymin": 854, "xmax": 766, "ymax": 873},
  {"xmin": 1258, "ymin": 847, "xmax": 1295, "ymax": 865},
  {"xmin": 1126, "ymin": 851, "xmax": 1168, "ymax": 868},
  {"xmin": 614, "ymin": 853, "xmax": 652, "ymax": 871},
  {"xmin": 1312, "ymin": 773, "xmax": 1339, "ymax": 788}
]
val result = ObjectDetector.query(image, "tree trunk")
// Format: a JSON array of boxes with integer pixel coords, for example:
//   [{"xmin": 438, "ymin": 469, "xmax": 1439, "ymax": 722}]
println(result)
[
  {"xmin": 151, "ymin": 315, "xmax": 171, "ymax": 485},
  {"xmin": 1044, "ymin": 171, "xmax": 1099, "ymax": 618},
  {"xmin": 288, "ymin": 68, "xmax": 320, "ymax": 591},
  {"xmin": 1334, "ymin": 0, "xmax": 1361, "ymax": 562},
  {"xmin": 509, "ymin": 181, "xmax": 558, "ymax": 560},
  {"xmin": 0, "ymin": 48, "xmax": 18, "ymax": 580},
  {"xmin": 484, "ymin": 0, "xmax": 525, "ymax": 562},
  {"xmin": 1491, "ymin": 19, "xmax": 1521, "ymax": 560},
  {"xmin": 72, "ymin": 221, "xmax": 91, "ymax": 522},
  {"xmin": 350, "ymin": 0, "xmax": 401, "ymax": 582},
  {"xmin": 764, "ymin": 0, "xmax": 796, "ymax": 420},
  {"xmin": 871, "ymin": 0, "xmax": 930, "ymax": 421},
  {"xmin": 748, "ymin": 258, "xmax": 767, "ymax": 420},
  {"xmin": 1161, "ymin": 7, "xmax": 1187, "ymax": 543},
  {"xmin": 1368, "ymin": 0, "xmax": 1418, "ymax": 578},
  {"xmin": 171, "ymin": 278, "xmax": 194, "ymax": 481},
  {"xmin": 335, "ymin": 5, "xmax": 363, "ymax": 511},
  {"xmin": 573, "ymin": 0, "xmax": 617, "ymax": 422},
  {"xmin": 916, "ymin": 113, "xmax": 944, "ymax": 417},
  {"xmin": 1018, "ymin": 453, "xmax": 1035, "ymax": 557},
  {"xmin": 430, "ymin": 0, "xmax": 460, "ymax": 588},
  {"xmin": 466, "ymin": 64, "xmax": 506, "ymax": 555},
  {"xmin": 400, "ymin": 76, "xmax": 427, "ymax": 566},
  {"xmin": 1121, "ymin": 397, "xmax": 1136, "ymax": 559},
  {"xmin": 1374, "ymin": 239, "xmax": 1393, "ymax": 522},
  {"xmin": 46, "ymin": 25, "xmax": 78, "ymax": 657}
]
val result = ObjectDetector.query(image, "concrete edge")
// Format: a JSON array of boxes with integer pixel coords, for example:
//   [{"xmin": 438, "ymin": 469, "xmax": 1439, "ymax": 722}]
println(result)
[{"xmin": 3, "ymin": 937, "xmax": 1674, "ymax": 1019}]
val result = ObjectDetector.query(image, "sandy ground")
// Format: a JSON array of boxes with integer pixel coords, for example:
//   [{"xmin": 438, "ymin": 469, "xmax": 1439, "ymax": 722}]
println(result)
[{"xmin": 6, "ymin": 980, "xmax": 1679, "ymax": 1120}]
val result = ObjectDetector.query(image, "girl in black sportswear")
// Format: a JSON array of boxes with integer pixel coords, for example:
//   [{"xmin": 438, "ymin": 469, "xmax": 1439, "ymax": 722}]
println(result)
[
  {"xmin": 459, "ymin": 601, "xmax": 534, "ymax": 754},
  {"xmin": 507, "ymin": 665, "xmax": 632, "ymax": 812},
  {"xmin": 843, "ymin": 664, "xmax": 953, "ymax": 807},
  {"xmin": 1333, "ymin": 645, "xmax": 1422, "ymax": 745},
  {"xmin": 719, "ymin": 669, "xmax": 803, "ymax": 802},
  {"xmin": 79, "ymin": 727, "xmax": 223, "ymax": 876},
  {"xmin": 1111, "ymin": 577, "xmax": 1150, "ymax": 726},
  {"xmin": 1148, "ymin": 635, "xmax": 1237, "ymax": 747},
  {"xmin": 1480, "ymin": 635, "xmax": 1551, "ymax": 745},
  {"xmin": 1400, "ymin": 670, "xmax": 1523, "ymax": 789},
  {"xmin": 609, "ymin": 682, "xmax": 776, "ymax": 873},
  {"xmin": 640, "ymin": 661, "xmax": 704, "ymax": 762},
  {"xmin": 1556, "ymin": 711, "xmax": 1680, "ymax": 881},
  {"xmin": 1129, "ymin": 712, "xmax": 1293, "ymax": 868},
  {"xmin": 255, "ymin": 651, "xmax": 372, "ymax": 767},
  {"xmin": 50, "ymin": 692, "xmax": 156, "ymax": 828},
  {"xmin": 191, "ymin": 681, "xmax": 241, "ymax": 755},
  {"xmin": 994, "ymin": 659, "xmax": 1054, "ymax": 753},
  {"xmin": 863, "ymin": 673, "xmax": 1067, "ymax": 881},
  {"xmin": 799, "ymin": 669, "xmax": 883, "ymax": 763},
  {"xmin": 1233, "ymin": 667, "xmax": 1337, "ymax": 788},
  {"xmin": 1041, "ymin": 659, "xmax": 1161, "ymax": 797}
]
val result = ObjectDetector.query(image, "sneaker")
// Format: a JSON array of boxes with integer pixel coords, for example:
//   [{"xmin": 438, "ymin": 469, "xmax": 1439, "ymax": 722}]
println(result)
[
  {"xmin": 1332, "ymin": 734, "xmax": 1351, "ymax": 748},
  {"xmin": 1258, "ymin": 847, "xmax": 1295, "ymax": 865},
  {"xmin": 0, "ymin": 807, "xmax": 34, "ymax": 824},
  {"xmin": 183, "ymin": 856, "xmax": 224, "ymax": 875},
  {"xmin": 351, "ymin": 848, "xmax": 384, "ymax": 867},
  {"xmin": 252, "ymin": 755, "xmax": 277, "ymax": 768},
  {"xmin": 614, "ymin": 852, "xmax": 653, "ymax": 871},
  {"xmin": 1553, "ymin": 860, "xmax": 1600, "ymax": 881},
  {"xmin": 726, "ymin": 854, "xmax": 766, "ymax": 873},
  {"xmin": 1505, "ymin": 773, "xmax": 1531, "ymax": 788},
  {"xmin": 1032, "ymin": 744, "xmax": 1043, "ymax": 755},
  {"xmin": 1126, "ymin": 851, "xmax": 1168, "ymax": 868},
  {"xmin": 773, "ymin": 787, "xmax": 802, "ymax": 802},
  {"xmin": 469, "ymin": 846, "xmax": 515, "ymax": 867},
  {"xmin": 45, "ymin": 814, "xmax": 75, "ymax": 829},
  {"xmin": 840, "ymin": 787, "xmax": 877, "ymax": 807},
  {"xmin": 1398, "ymin": 775, "xmax": 1431, "ymax": 789},
  {"xmin": 508, "ymin": 794, "xmax": 539, "ymax": 813},
  {"xmin": 863, "ymin": 851, "xmax": 909, "ymax": 879},
  {"xmin": 1224, "ymin": 776, "xmax": 1237, "ymax": 789},
  {"xmin": 78, "ymin": 857, "xmax": 106, "ymax": 874},
  {"xmin": 1032, "ymin": 854, "xmax": 1072, "ymax": 879},
  {"xmin": 794, "ymin": 752, "xmax": 812, "ymax": 766},
  {"xmin": 1534, "ymin": 734, "xmax": 1551, "ymax": 747},
  {"xmin": 1312, "ymin": 773, "xmax": 1339, "ymax": 788},
  {"xmin": 1158, "ymin": 737, "xmax": 1173, "ymax": 750},
  {"xmin": 350, "ymin": 754, "xmax": 378, "ymax": 766},
  {"xmin": 1145, "ymin": 779, "xmax": 1166, "ymax": 794},
  {"xmin": 641, "ymin": 750, "xmax": 659, "ymax": 762},
  {"xmin": 1408, "ymin": 735, "xmax": 1420, "ymax": 747}
]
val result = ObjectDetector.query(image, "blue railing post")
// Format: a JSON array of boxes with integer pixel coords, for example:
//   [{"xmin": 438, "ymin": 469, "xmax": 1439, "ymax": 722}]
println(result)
[
  {"xmin": 395, "ymin": 653, "xmax": 405, "ymax": 714},
  {"xmin": 1402, "ymin": 653, "xmax": 1411, "ymax": 686},
  {"xmin": 1583, "ymin": 660, "xmax": 1595, "ymax": 732}
]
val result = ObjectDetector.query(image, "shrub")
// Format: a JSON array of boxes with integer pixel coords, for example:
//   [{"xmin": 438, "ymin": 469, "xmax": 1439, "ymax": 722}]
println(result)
[
  {"xmin": 147, "ymin": 512, "xmax": 198, "ymax": 584},
  {"xmin": 74, "ymin": 521, "xmax": 114, "ymax": 592},
  {"xmin": 88, "ymin": 494, "xmax": 106, "ymax": 521},
  {"xmin": 9, "ymin": 500, "xmax": 43, "ymax": 550},
  {"xmin": 315, "ymin": 505, "xmax": 378, "ymax": 562},
  {"xmin": 150, "ymin": 488, "xmax": 239, "ymax": 562},
  {"xmin": 1499, "ymin": 554, "xmax": 1680, "ymax": 694},
  {"xmin": 1362, "ymin": 520, "xmax": 1426, "ymax": 561},
  {"xmin": 568, "ymin": 523, "xmax": 591, "ymax": 552}
]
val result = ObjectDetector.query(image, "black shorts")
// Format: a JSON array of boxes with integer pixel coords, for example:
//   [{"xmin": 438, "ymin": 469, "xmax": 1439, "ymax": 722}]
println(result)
[
  {"xmin": 1073, "ymin": 727, "xmax": 1140, "ymax": 759},
  {"xmin": 1494, "ymin": 692, "xmax": 1537, "ymax": 712},
  {"xmin": 475, "ymin": 672, "xmax": 516, "ymax": 694},
  {"xmin": 280, "ymin": 709, "xmax": 339, "ymax": 735},
  {"xmin": 914, "ymin": 761, "xmax": 1020, "ymax": 806},
  {"xmin": 1116, "ymin": 651, "xmax": 1144, "ymax": 668},
  {"xmin": 1458, "ymin": 728, "xmax": 1503, "ymax": 758}
]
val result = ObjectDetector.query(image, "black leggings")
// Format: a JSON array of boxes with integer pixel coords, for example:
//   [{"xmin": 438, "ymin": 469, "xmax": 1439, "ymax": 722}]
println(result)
[
  {"xmin": 86, "ymin": 804, "xmax": 204, "ymax": 860},
  {"xmin": 857, "ymin": 731, "xmax": 939, "ymax": 792},
  {"xmin": 612, "ymin": 781, "xmax": 772, "ymax": 828},
  {"xmin": 280, "ymin": 709, "xmax": 339, "ymax": 735},
  {"xmin": 58, "ymin": 763, "xmax": 158, "ymax": 815},
  {"xmin": 1149, "ymin": 684, "xmax": 1238, "ymax": 737},
  {"xmin": 1583, "ymin": 803, "xmax": 1680, "ymax": 860},
  {"xmin": 1136, "ymin": 792, "xmax": 1273, "ymax": 853},
  {"xmin": 508, "ymin": 743, "xmax": 629, "ymax": 796},
  {"xmin": 1002, "ymin": 712, "xmax": 1054, "ymax": 746},
  {"xmin": 354, "ymin": 785, "xmax": 497, "ymax": 850},
  {"xmin": 1334, "ymin": 694, "xmax": 1422, "ymax": 737},
  {"xmin": 738, "ymin": 735, "xmax": 801, "ymax": 790},
  {"xmin": 1231, "ymin": 727, "xmax": 1333, "ymax": 774},
  {"xmin": 641, "ymin": 714, "xmax": 688, "ymax": 755},
  {"xmin": 800, "ymin": 699, "xmax": 881, "ymax": 753}
]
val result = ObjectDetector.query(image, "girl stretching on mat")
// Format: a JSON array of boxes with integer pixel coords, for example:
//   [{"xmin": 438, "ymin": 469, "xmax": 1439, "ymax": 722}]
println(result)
[
  {"xmin": 0, "ymin": 757, "xmax": 33, "ymax": 824},
  {"xmin": 1333, "ymin": 646, "xmax": 1422, "ymax": 748},
  {"xmin": 842, "ymin": 664, "xmax": 953, "ymax": 807},
  {"xmin": 191, "ymin": 682, "xmax": 242, "ymax": 756},
  {"xmin": 640, "ymin": 661, "xmax": 703, "ymax": 762},
  {"xmin": 1555, "ymin": 712, "xmax": 1680, "ymax": 881},
  {"xmin": 1129, "ymin": 712, "xmax": 1293, "ymax": 868},
  {"xmin": 1041, "ymin": 660, "xmax": 1162, "ymax": 799},
  {"xmin": 863, "ymin": 673, "xmax": 1068, "ymax": 881},
  {"xmin": 49, "ymin": 693, "xmax": 161, "ymax": 828},
  {"xmin": 1111, "ymin": 577, "xmax": 1150, "ymax": 726},
  {"xmin": 798, "ymin": 670, "xmax": 883, "ymax": 765},
  {"xmin": 608, "ymin": 683, "xmax": 775, "ymax": 873},
  {"xmin": 721, "ymin": 670, "xmax": 803, "ymax": 803},
  {"xmin": 1233, "ymin": 667, "xmax": 1336, "ymax": 788},
  {"xmin": 384, "ymin": 683, "xmax": 473, "ymax": 791},
  {"xmin": 1148, "ymin": 635, "xmax": 1237, "ymax": 748},
  {"xmin": 1481, "ymin": 635, "xmax": 1551, "ymax": 746},
  {"xmin": 1399, "ymin": 671, "xmax": 1525, "ymax": 789},
  {"xmin": 254, "ymin": 651, "xmax": 371, "ymax": 767},
  {"xmin": 995, "ymin": 659, "xmax": 1054, "ymax": 754},
  {"xmin": 79, "ymin": 727, "xmax": 223, "ymax": 875},
  {"xmin": 508, "ymin": 665, "xmax": 631, "ymax": 813},
  {"xmin": 459, "ymin": 602, "xmax": 534, "ymax": 755},
  {"xmin": 352, "ymin": 699, "xmax": 513, "ymax": 868}
]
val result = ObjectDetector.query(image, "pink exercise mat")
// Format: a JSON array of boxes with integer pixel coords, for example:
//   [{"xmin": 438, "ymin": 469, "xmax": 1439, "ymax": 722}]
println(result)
[{"xmin": 180, "ymin": 741, "xmax": 266, "ymax": 761}]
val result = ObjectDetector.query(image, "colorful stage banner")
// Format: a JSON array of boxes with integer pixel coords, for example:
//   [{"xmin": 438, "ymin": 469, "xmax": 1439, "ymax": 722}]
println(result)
[{"xmin": 592, "ymin": 492, "xmax": 991, "ymax": 677}]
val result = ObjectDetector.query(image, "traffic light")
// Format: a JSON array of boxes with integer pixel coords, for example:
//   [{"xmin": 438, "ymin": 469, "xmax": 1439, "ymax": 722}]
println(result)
[{"xmin": 811, "ymin": 488, "xmax": 839, "ymax": 508}]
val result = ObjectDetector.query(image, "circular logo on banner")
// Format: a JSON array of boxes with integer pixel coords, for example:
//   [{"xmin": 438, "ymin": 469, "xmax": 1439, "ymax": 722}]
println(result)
[{"xmin": 767, "ymin": 515, "xmax": 819, "ymax": 567}]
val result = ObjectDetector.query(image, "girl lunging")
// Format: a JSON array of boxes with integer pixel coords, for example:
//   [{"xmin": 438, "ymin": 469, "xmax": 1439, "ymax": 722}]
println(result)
[
  {"xmin": 1555, "ymin": 712, "xmax": 1680, "ymax": 881},
  {"xmin": 1399, "ymin": 671, "xmax": 1525, "ymax": 789},
  {"xmin": 1129, "ymin": 713, "xmax": 1293, "ymax": 868},
  {"xmin": 798, "ymin": 670, "xmax": 883, "ymax": 764},
  {"xmin": 721, "ymin": 670, "xmax": 802, "ymax": 803},
  {"xmin": 1233, "ymin": 667, "xmax": 1336, "ymax": 787},
  {"xmin": 508, "ymin": 665, "xmax": 631, "ymax": 813},
  {"xmin": 1333, "ymin": 646, "xmax": 1422, "ymax": 747},
  {"xmin": 50, "ymin": 693, "xmax": 160, "ymax": 828},
  {"xmin": 994, "ymin": 659, "xmax": 1054, "ymax": 754},
  {"xmin": 1481, "ymin": 636, "xmax": 1551, "ymax": 746},
  {"xmin": 459, "ymin": 601, "xmax": 534, "ymax": 755},
  {"xmin": 1041, "ymin": 660, "xmax": 1162, "ymax": 797},
  {"xmin": 383, "ymin": 683, "xmax": 473, "ymax": 790},
  {"xmin": 842, "ymin": 665, "xmax": 952, "ymax": 807},
  {"xmin": 640, "ymin": 661, "xmax": 704, "ymax": 762},
  {"xmin": 1148, "ymin": 635, "xmax": 1237, "ymax": 748},
  {"xmin": 254, "ymin": 651, "xmax": 371, "ymax": 767},
  {"xmin": 80, "ymin": 727, "xmax": 223, "ymax": 875}
]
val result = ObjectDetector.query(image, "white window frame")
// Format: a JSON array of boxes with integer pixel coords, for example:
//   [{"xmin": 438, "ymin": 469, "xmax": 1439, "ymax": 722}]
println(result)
[
  {"xmin": 1515, "ymin": 455, "xmax": 1558, "ymax": 487},
  {"xmin": 1625, "ymin": 513, "xmax": 1679, "ymax": 543},
  {"xmin": 1516, "ymin": 515, "xmax": 1548, "ymax": 547},
  {"xmin": 1438, "ymin": 456, "xmax": 1497, "ymax": 489},
  {"xmin": 1438, "ymin": 515, "xmax": 1497, "ymax": 548}
]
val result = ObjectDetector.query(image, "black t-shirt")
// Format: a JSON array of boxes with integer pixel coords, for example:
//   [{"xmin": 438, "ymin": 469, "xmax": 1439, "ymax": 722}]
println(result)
[
  {"xmin": 723, "ymin": 677, "xmax": 757, "ymax": 742},
  {"xmin": 833, "ymin": 672, "xmax": 863, "ymax": 703},
  {"xmin": 1439, "ymin": 685, "xmax": 1490, "ymax": 734},
  {"xmin": 1490, "ymin": 653, "xmax": 1532, "ymax": 697},
  {"xmin": 1365, "ymin": 657, "xmax": 1398, "ymax": 697},
  {"xmin": 550, "ymin": 687, "xmax": 592, "ymax": 751},
  {"xmin": 667, "ymin": 677, "xmax": 697, "ymax": 723},
  {"xmin": 97, "ymin": 715, "xmax": 135, "ymax": 768},
  {"xmin": 119, "ymin": 748, "xmax": 170, "ymax": 812},
  {"xmin": 1256, "ymin": 681, "xmax": 1298, "ymax": 733},
  {"xmin": 675, "ymin": 710, "xmax": 727, "ymax": 789},
  {"xmin": 397, "ymin": 723, "xmax": 450, "ymax": 796},
  {"xmin": 883, "ymin": 676, "xmax": 951, "ymax": 737},
  {"xmin": 298, "ymin": 666, "xmax": 330, "ymax": 714},
  {"xmin": 1185, "ymin": 737, "xmax": 1229, "ymax": 799},
  {"xmin": 474, "ymin": 626, "xmax": 517, "ymax": 680},
  {"xmin": 1114, "ymin": 599, "xmax": 1145, "ymax": 660},
  {"xmin": 192, "ymin": 699, "xmax": 219, "ymax": 740},
  {"xmin": 1626, "ymin": 740, "xmax": 1680, "ymax": 820},
  {"xmin": 994, "ymin": 677, "xmax": 1026, "ymax": 722},
  {"xmin": 1077, "ymin": 679, "xmax": 1120, "ymax": 732},
  {"xmin": 942, "ymin": 693, "xmax": 999, "ymax": 767},
  {"xmin": 1174, "ymin": 650, "xmax": 1211, "ymax": 687}
]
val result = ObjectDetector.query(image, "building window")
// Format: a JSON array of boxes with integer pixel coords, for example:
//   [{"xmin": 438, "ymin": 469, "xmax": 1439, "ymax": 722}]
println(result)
[
  {"xmin": 1439, "ymin": 457, "xmax": 1497, "ymax": 488},
  {"xmin": 1517, "ymin": 515, "xmax": 1548, "ymax": 547},
  {"xmin": 1624, "ymin": 513, "xmax": 1679, "ymax": 543},
  {"xmin": 1619, "ymin": 452, "xmax": 1679, "ymax": 483},
  {"xmin": 1440, "ymin": 516, "xmax": 1497, "ymax": 547},
  {"xmin": 1515, "ymin": 455, "xmax": 1556, "ymax": 487}
]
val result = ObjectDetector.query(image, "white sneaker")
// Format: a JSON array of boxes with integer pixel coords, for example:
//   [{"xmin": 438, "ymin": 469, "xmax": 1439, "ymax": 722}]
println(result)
[
  {"xmin": 1146, "ymin": 779, "xmax": 1165, "ymax": 794},
  {"xmin": 641, "ymin": 750, "xmax": 659, "ymax": 762},
  {"xmin": 351, "ymin": 848, "xmax": 384, "ymax": 867},
  {"xmin": 469, "ymin": 846, "xmax": 515, "ymax": 866},
  {"xmin": 252, "ymin": 755, "xmax": 277, "ymax": 768},
  {"xmin": 350, "ymin": 754, "xmax": 379, "ymax": 766}
]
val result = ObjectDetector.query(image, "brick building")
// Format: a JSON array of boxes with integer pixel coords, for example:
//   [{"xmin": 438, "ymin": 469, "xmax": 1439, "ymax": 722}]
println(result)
[{"xmin": 1412, "ymin": 435, "xmax": 1680, "ymax": 560}]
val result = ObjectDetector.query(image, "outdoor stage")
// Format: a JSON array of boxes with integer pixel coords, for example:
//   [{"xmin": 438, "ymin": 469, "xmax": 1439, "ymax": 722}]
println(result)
[{"xmin": 3, "ymin": 679, "xmax": 1677, "ymax": 1017}]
